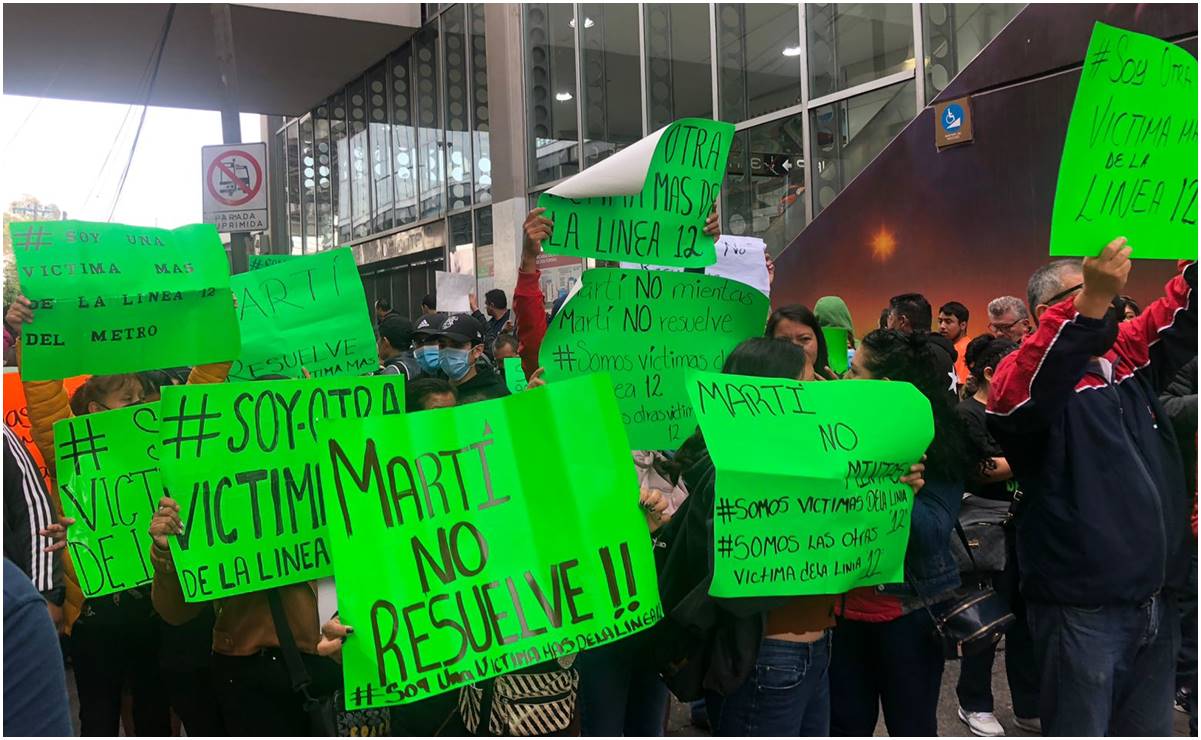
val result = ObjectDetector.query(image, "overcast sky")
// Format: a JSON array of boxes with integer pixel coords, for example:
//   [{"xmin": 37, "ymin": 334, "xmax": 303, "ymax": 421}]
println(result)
[{"xmin": 1, "ymin": 95, "xmax": 262, "ymax": 228}]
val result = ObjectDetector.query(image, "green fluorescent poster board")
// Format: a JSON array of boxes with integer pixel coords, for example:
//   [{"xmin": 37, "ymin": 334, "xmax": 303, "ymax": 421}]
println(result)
[
  {"xmin": 536, "ymin": 119, "xmax": 735, "ymax": 268},
  {"xmin": 503, "ymin": 357, "xmax": 528, "ymax": 393},
  {"xmin": 321, "ymin": 374, "xmax": 660, "ymax": 709},
  {"xmin": 1050, "ymin": 22, "xmax": 1198, "ymax": 259},
  {"xmin": 248, "ymin": 254, "xmax": 298, "ymax": 270},
  {"xmin": 158, "ymin": 375, "xmax": 404, "ymax": 600},
  {"xmin": 822, "ymin": 327, "xmax": 850, "ymax": 375},
  {"xmin": 9, "ymin": 220, "xmax": 240, "ymax": 380},
  {"xmin": 53, "ymin": 405, "xmax": 161, "ymax": 598},
  {"xmin": 686, "ymin": 373, "xmax": 933, "ymax": 598},
  {"xmin": 539, "ymin": 268, "xmax": 769, "ymax": 450},
  {"xmin": 229, "ymin": 248, "xmax": 378, "ymax": 381}
]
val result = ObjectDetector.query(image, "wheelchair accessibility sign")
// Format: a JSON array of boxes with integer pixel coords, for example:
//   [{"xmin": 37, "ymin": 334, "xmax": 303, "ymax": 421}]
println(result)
[{"xmin": 934, "ymin": 96, "xmax": 974, "ymax": 149}]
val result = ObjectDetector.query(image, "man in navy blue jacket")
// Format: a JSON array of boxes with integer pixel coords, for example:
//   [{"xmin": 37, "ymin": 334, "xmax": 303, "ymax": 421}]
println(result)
[{"xmin": 988, "ymin": 237, "xmax": 1195, "ymax": 736}]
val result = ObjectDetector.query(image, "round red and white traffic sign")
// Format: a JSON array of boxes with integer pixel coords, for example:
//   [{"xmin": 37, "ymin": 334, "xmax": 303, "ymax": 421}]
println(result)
[{"xmin": 205, "ymin": 149, "xmax": 263, "ymax": 207}]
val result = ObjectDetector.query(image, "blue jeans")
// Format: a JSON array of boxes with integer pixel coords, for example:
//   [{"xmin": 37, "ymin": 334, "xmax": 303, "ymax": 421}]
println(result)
[
  {"xmin": 705, "ymin": 633, "xmax": 831, "ymax": 736},
  {"xmin": 576, "ymin": 637, "xmax": 669, "ymax": 736},
  {"xmin": 1027, "ymin": 594, "xmax": 1175, "ymax": 736}
]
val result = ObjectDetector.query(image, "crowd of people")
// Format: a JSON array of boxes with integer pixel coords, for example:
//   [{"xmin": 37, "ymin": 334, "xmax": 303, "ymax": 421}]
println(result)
[{"xmin": 1, "ymin": 206, "xmax": 1196, "ymax": 739}]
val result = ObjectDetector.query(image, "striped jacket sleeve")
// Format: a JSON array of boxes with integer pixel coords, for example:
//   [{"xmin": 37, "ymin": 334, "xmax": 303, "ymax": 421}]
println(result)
[
  {"xmin": 3, "ymin": 425, "xmax": 59, "ymax": 595},
  {"xmin": 1113, "ymin": 261, "xmax": 1196, "ymax": 392}
]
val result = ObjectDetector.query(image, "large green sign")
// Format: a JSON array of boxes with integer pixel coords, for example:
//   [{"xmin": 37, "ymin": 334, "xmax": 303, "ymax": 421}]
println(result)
[
  {"xmin": 540, "ymin": 268, "xmax": 768, "ymax": 450},
  {"xmin": 320, "ymin": 374, "xmax": 660, "ymax": 709},
  {"xmin": 536, "ymin": 119, "xmax": 734, "ymax": 267},
  {"xmin": 158, "ymin": 376, "xmax": 404, "ymax": 600},
  {"xmin": 686, "ymin": 373, "xmax": 932, "ymax": 598},
  {"xmin": 53, "ymin": 405, "xmax": 162, "ymax": 598},
  {"xmin": 248, "ymin": 254, "xmax": 299, "ymax": 270},
  {"xmin": 229, "ymin": 249, "xmax": 378, "ymax": 381},
  {"xmin": 1050, "ymin": 22, "xmax": 1198, "ymax": 259},
  {"xmin": 9, "ymin": 220, "xmax": 239, "ymax": 380}
]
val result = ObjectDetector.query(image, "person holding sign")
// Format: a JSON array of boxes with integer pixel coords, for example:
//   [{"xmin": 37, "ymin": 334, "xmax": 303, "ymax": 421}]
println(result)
[
  {"xmin": 828, "ymin": 329, "xmax": 969, "ymax": 737},
  {"xmin": 986, "ymin": 244, "xmax": 1196, "ymax": 736},
  {"xmin": 650, "ymin": 338, "xmax": 928, "ymax": 736},
  {"xmin": 766, "ymin": 304, "xmax": 837, "ymax": 381}
]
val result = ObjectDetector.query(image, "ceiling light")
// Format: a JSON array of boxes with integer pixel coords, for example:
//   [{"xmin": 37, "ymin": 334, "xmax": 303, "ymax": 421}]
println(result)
[
  {"xmin": 555, "ymin": 91, "xmax": 573, "ymax": 102},
  {"xmin": 782, "ymin": 46, "xmax": 802, "ymax": 57},
  {"xmin": 568, "ymin": 17, "xmax": 595, "ymax": 29}
]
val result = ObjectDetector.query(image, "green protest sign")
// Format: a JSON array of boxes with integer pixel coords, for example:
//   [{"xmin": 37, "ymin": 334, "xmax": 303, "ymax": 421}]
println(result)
[
  {"xmin": 53, "ymin": 405, "xmax": 162, "ymax": 598},
  {"xmin": 822, "ymin": 328, "xmax": 850, "ymax": 375},
  {"xmin": 540, "ymin": 268, "xmax": 768, "ymax": 450},
  {"xmin": 503, "ymin": 357, "xmax": 527, "ymax": 393},
  {"xmin": 248, "ymin": 254, "xmax": 298, "ymax": 270},
  {"xmin": 229, "ymin": 248, "xmax": 378, "ymax": 381},
  {"xmin": 9, "ymin": 220, "xmax": 239, "ymax": 380},
  {"xmin": 536, "ymin": 119, "xmax": 735, "ymax": 267},
  {"xmin": 1050, "ymin": 22, "xmax": 1198, "ymax": 259},
  {"xmin": 320, "ymin": 374, "xmax": 660, "ymax": 708},
  {"xmin": 158, "ymin": 376, "xmax": 404, "ymax": 600},
  {"xmin": 686, "ymin": 373, "xmax": 933, "ymax": 598}
]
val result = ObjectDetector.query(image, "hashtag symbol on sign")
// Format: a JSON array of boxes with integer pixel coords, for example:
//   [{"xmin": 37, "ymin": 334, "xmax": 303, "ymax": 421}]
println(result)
[
  {"xmin": 60, "ymin": 417, "xmax": 108, "ymax": 476},
  {"xmin": 552, "ymin": 344, "xmax": 577, "ymax": 372},
  {"xmin": 715, "ymin": 498, "xmax": 736, "ymax": 524},
  {"xmin": 716, "ymin": 535, "xmax": 734, "ymax": 558},
  {"xmin": 11, "ymin": 225, "xmax": 52, "ymax": 252},
  {"xmin": 161, "ymin": 394, "xmax": 221, "ymax": 458},
  {"xmin": 1087, "ymin": 37, "xmax": 1111, "ymax": 79}
]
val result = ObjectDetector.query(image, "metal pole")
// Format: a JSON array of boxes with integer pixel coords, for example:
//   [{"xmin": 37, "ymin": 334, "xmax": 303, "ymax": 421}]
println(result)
[{"xmin": 211, "ymin": 3, "xmax": 249, "ymax": 274}]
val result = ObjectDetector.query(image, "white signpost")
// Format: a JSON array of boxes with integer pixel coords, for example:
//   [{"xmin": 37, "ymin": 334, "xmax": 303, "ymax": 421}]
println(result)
[{"xmin": 202, "ymin": 142, "xmax": 268, "ymax": 232}]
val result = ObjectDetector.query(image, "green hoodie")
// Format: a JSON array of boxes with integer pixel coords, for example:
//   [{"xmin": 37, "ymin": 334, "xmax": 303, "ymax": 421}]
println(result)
[{"xmin": 814, "ymin": 295, "xmax": 857, "ymax": 347}]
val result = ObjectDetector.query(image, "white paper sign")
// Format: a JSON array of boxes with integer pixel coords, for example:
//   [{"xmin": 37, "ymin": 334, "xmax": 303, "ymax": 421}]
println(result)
[
  {"xmin": 706, "ymin": 236, "xmax": 770, "ymax": 296},
  {"xmin": 545, "ymin": 126, "xmax": 671, "ymax": 199},
  {"xmin": 435, "ymin": 271, "xmax": 476, "ymax": 313},
  {"xmin": 316, "ymin": 576, "xmax": 338, "ymax": 625}
]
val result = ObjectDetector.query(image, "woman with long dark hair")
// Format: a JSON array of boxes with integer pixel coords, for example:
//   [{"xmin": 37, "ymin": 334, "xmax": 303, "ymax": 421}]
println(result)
[
  {"xmin": 829, "ymin": 329, "xmax": 968, "ymax": 736},
  {"xmin": 653, "ymin": 338, "xmax": 925, "ymax": 736},
  {"xmin": 765, "ymin": 305, "xmax": 837, "ymax": 380}
]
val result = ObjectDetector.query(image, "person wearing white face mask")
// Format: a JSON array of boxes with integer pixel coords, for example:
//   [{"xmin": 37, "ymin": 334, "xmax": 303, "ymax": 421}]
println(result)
[{"xmin": 432, "ymin": 313, "xmax": 509, "ymax": 402}]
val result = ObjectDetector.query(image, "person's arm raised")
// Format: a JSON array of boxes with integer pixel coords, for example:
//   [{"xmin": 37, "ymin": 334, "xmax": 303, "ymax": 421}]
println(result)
[{"xmin": 515, "ymin": 209, "xmax": 552, "ymax": 378}]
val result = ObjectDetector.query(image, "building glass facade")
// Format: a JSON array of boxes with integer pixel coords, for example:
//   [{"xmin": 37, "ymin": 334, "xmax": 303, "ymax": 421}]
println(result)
[{"xmin": 276, "ymin": 3, "xmax": 1023, "ymax": 296}]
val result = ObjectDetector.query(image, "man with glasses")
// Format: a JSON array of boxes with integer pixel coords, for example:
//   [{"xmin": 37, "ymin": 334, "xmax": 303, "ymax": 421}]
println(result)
[
  {"xmin": 986, "ymin": 243, "xmax": 1196, "ymax": 735},
  {"xmin": 986, "ymin": 295, "xmax": 1032, "ymax": 343}
]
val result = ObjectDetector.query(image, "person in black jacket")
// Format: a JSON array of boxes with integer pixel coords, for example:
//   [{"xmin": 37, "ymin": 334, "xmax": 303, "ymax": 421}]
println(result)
[
  {"xmin": 432, "ymin": 313, "xmax": 509, "ymax": 402},
  {"xmin": 2, "ymin": 425, "xmax": 63, "ymax": 626},
  {"xmin": 987, "ymin": 241, "xmax": 1195, "ymax": 736},
  {"xmin": 887, "ymin": 292, "xmax": 961, "ymax": 398}
]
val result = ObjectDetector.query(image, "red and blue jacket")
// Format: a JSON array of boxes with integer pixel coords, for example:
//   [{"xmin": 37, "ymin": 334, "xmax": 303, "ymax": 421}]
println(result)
[{"xmin": 987, "ymin": 262, "xmax": 1195, "ymax": 606}]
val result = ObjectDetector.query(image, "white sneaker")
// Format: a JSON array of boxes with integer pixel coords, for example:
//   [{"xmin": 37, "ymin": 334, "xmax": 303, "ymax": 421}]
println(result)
[
  {"xmin": 958, "ymin": 706, "xmax": 1006, "ymax": 737},
  {"xmin": 1012, "ymin": 715, "xmax": 1041, "ymax": 734}
]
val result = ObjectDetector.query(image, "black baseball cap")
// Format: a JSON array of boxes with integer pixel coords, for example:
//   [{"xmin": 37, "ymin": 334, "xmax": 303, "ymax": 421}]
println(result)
[
  {"xmin": 433, "ymin": 313, "xmax": 484, "ymax": 345},
  {"xmin": 378, "ymin": 316, "xmax": 414, "ymax": 349},
  {"xmin": 413, "ymin": 312, "xmax": 447, "ymax": 342}
]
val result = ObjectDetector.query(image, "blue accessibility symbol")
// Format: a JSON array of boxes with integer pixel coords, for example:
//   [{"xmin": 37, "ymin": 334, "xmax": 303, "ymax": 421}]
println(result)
[{"xmin": 942, "ymin": 103, "xmax": 964, "ymax": 132}]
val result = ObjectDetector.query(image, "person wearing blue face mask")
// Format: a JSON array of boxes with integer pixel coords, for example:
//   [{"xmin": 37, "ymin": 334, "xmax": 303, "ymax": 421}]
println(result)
[
  {"xmin": 432, "ymin": 313, "xmax": 509, "ymax": 401},
  {"xmin": 410, "ymin": 312, "xmax": 448, "ymax": 378}
]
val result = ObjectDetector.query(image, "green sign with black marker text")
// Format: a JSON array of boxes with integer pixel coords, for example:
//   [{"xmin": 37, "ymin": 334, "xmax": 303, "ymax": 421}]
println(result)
[
  {"xmin": 686, "ymin": 373, "xmax": 932, "ymax": 598},
  {"xmin": 158, "ymin": 376, "xmax": 404, "ymax": 600},
  {"xmin": 320, "ymin": 375, "xmax": 660, "ymax": 708},
  {"xmin": 9, "ymin": 220, "xmax": 239, "ymax": 380},
  {"xmin": 1050, "ymin": 22, "xmax": 1198, "ymax": 259},
  {"xmin": 53, "ymin": 405, "xmax": 162, "ymax": 598},
  {"xmin": 537, "ymin": 119, "xmax": 735, "ymax": 267},
  {"xmin": 540, "ymin": 268, "xmax": 769, "ymax": 450}
]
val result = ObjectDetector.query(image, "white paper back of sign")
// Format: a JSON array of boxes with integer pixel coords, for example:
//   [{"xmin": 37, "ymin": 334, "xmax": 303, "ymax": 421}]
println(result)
[
  {"xmin": 435, "ymin": 271, "xmax": 476, "ymax": 313},
  {"xmin": 316, "ymin": 576, "xmax": 338, "ymax": 625},
  {"xmin": 545, "ymin": 125, "xmax": 671, "ymax": 199},
  {"xmin": 707, "ymin": 236, "xmax": 770, "ymax": 296}
]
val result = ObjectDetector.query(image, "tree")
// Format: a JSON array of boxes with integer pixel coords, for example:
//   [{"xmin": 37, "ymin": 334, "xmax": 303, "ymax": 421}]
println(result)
[{"xmin": 3, "ymin": 195, "xmax": 63, "ymax": 307}]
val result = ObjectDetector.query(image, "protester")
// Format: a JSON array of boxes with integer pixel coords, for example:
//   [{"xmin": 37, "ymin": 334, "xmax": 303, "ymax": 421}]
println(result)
[
  {"xmin": 471, "ymin": 288, "xmax": 516, "ymax": 357},
  {"xmin": 374, "ymin": 298, "xmax": 398, "ymax": 325},
  {"xmin": 376, "ymin": 315, "xmax": 423, "ymax": 380},
  {"xmin": 954, "ymin": 334, "xmax": 1040, "ymax": 737},
  {"xmin": 136, "ymin": 367, "xmax": 189, "ymax": 402},
  {"xmin": 985, "ymin": 296, "xmax": 1032, "ymax": 343},
  {"xmin": 492, "ymin": 332, "xmax": 520, "ymax": 362},
  {"xmin": 765, "ymin": 304, "xmax": 836, "ymax": 380},
  {"xmin": 3, "ymin": 425, "xmax": 63, "ymax": 629},
  {"xmin": 814, "ymin": 295, "xmax": 858, "ymax": 370},
  {"xmin": 412, "ymin": 312, "xmax": 448, "ymax": 378},
  {"xmin": 433, "ymin": 313, "xmax": 508, "ymax": 402},
  {"xmin": 4, "ymin": 558, "xmax": 73, "ymax": 737},
  {"xmin": 887, "ymin": 292, "xmax": 960, "ymax": 397},
  {"xmin": 938, "ymin": 301, "xmax": 971, "ymax": 386},
  {"xmin": 1118, "ymin": 294, "xmax": 1142, "ymax": 321},
  {"xmin": 986, "ymin": 243, "xmax": 1195, "ymax": 735},
  {"xmin": 829, "ymin": 328, "xmax": 967, "ymax": 737},
  {"xmin": 405, "ymin": 376, "xmax": 457, "ymax": 412},
  {"xmin": 421, "ymin": 293, "xmax": 437, "ymax": 316}
]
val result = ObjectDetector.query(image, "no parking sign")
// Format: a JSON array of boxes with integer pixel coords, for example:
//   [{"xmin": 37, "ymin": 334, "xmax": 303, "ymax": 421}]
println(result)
[{"xmin": 202, "ymin": 142, "xmax": 268, "ymax": 232}]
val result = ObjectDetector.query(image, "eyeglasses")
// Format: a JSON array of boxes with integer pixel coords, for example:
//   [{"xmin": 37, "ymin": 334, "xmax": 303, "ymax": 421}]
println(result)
[
  {"xmin": 989, "ymin": 317, "xmax": 1029, "ymax": 333},
  {"xmin": 1044, "ymin": 282, "xmax": 1084, "ymax": 306}
]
